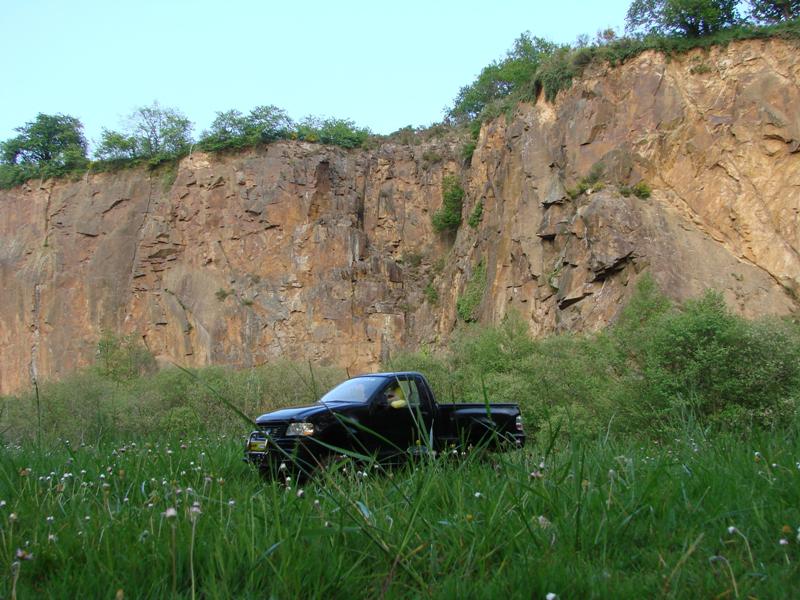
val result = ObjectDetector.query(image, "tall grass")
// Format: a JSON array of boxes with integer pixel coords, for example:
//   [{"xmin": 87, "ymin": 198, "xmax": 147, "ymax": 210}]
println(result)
[
  {"xmin": 1, "ymin": 359, "xmax": 344, "ymax": 444},
  {"xmin": 1, "ymin": 420, "xmax": 799, "ymax": 597}
]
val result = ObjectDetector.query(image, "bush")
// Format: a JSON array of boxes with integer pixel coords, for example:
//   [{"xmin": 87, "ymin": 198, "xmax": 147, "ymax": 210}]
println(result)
[
  {"xmin": 535, "ymin": 47, "xmax": 577, "ymax": 102},
  {"xmin": 468, "ymin": 200, "xmax": 484, "ymax": 228},
  {"xmin": 293, "ymin": 117, "xmax": 370, "ymax": 149},
  {"xmin": 432, "ymin": 174, "xmax": 465, "ymax": 233},
  {"xmin": 456, "ymin": 261, "xmax": 487, "ymax": 322},
  {"xmin": 424, "ymin": 280, "xmax": 439, "ymax": 304},
  {"xmin": 631, "ymin": 291, "xmax": 800, "ymax": 425},
  {"xmin": 197, "ymin": 105, "xmax": 293, "ymax": 152},
  {"xmin": 390, "ymin": 276, "xmax": 800, "ymax": 438}
]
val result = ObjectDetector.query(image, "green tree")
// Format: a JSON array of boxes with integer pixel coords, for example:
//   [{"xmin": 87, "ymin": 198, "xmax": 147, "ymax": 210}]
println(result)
[
  {"xmin": 448, "ymin": 33, "xmax": 557, "ymax": 121},
  {"xmin": 0, "ymin": 113, "xmax": 88, "ymax": 175},
  {"xmin": 747, "ymin": 0, "xmax": 800, "ymax": 22},
  {"xmin": 626, "ymin": 0, "xmax": 740, "ymax": 37},
  {"xmin": 198, "ymin": 105, "xmax": 293, "ymax": 151},
  {"xmin": 95, "ymin": 101, "xmax": 193, "ymax": 162}
]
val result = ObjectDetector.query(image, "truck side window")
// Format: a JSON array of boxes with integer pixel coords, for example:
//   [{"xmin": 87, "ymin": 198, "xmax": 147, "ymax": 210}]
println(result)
[{"xmin": 398, "ymin": 380, "xmax": 421, "ymax": 408}]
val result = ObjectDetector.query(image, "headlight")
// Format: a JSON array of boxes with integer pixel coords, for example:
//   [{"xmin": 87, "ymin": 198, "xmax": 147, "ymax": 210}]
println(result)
[
  {"xmin": 286, "ymin": 422, "xmax": 315, "ymax": 436},
  {"xmin": 515, "ymin": 416, "xmax": 524, "ymax": 432}
]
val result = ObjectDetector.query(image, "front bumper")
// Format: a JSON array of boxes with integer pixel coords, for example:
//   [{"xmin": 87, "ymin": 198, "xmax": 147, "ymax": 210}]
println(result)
[{"xmin": 243, "ymin": 431, "xmax": 317, "ymax": 470}]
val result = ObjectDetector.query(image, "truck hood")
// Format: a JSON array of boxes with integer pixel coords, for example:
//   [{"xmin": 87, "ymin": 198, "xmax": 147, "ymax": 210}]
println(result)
[{"xmin": 255, "ymin": 400, "xmax": 360, "ymax": 424}]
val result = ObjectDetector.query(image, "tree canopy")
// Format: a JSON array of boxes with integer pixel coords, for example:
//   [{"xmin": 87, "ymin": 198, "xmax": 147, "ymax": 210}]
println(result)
[
  {"xmin": 1, "ymin": 113, "xmax": 87, "ymax": 170},
  {"xmin": 747, "ymin": 0, "xmax": 800, "ymax": 22},
  {"xmin": 626, "ymin": 0, "xmax": 740, "ymax": 37},
  {"xmin": 448, "ymin": 33, "xmax": 558, "ymax": 122},
  {"xmin": 95, "ymin": 102, "xmax": 193, "ymax": 162}
]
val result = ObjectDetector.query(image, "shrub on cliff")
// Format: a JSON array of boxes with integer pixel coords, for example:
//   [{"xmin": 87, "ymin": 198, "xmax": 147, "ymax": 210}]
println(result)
[
  {"xmin": 292, "ymin": 116, "xmax": 371, "ymax": 149},
  {"xmin": 432, "ymin": 174, "xmax": 465, "ymax": 233},
  {"xmin": 448, "ymin": 33, "xmax": 557, "ymax": 122},
  {"xmin": 198, "ymin": 105, "xmax": 294, "ymax": 152}
]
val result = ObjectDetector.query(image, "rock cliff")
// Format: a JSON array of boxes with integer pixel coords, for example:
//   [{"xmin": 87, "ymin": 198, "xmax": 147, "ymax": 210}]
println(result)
[{"xmin": 1, "ymin": 39, "xmax": 798, "ymax": 395}]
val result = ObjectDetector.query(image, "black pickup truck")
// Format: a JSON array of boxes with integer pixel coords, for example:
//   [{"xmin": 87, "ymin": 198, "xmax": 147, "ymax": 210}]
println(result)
[{"xmin": 245, "ymin": 372, "xmax": 525, "ymax": 477}]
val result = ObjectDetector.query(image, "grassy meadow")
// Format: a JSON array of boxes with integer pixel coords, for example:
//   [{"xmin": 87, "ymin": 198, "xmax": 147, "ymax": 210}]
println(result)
[
  {"xmin": 1, "ymin": 424, "xmax": 799, "ymax": 598},
  {"xmin": 2, "ymin": 279, "xmax": 800, "ymax": 598}
]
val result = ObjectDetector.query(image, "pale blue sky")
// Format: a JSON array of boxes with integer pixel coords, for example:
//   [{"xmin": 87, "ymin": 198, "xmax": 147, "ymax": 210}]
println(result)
[{"xmin": 1, "ymin": 0, "xmax": 632, "ymax": 150}]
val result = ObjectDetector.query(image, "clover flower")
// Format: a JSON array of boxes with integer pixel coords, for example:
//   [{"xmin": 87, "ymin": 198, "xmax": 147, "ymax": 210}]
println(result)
[
  {"xmin": 163, "ymin": 507, "xmax": 178, "ymax": 519},
  {"xmin": 15, "ymin": 548, "xmax": 33, "ymax": 560},
  {"xmin": 538, "ymin": 515, "xmax": 552, "ymax": 529},
  {"xmin": 779, "ymin": 538, "xmax": 789, "ymax": 546}
]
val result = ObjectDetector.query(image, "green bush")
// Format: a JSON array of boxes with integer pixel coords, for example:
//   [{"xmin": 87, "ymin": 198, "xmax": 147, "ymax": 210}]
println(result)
[
  {"xmin": 456, "ymin": 261, "xmax": 487, "ymax": 322},
  {"xmin": 432, "ymin": 174, "xmax": 465, "ymax": 233},
  {"xmin": 632, "ymin": 181, "xmax": 652, "ymax": 199},
  {"xmin": 424, "ymin": 280, "xmax": 439, "ymax": 304},
  {"xmin": 468, "ymin": 200, "xmax": 484, "ymax": 228},
  {"xmin": 390, "ymin": 275, "xmax": 800, "ymax": 438},
  {"xmin": 535, "ymin": 47, "xmax": 577, "ymax": 102},
  {"xmin": 461, "ymin": 140, "xmax": 477, "ymax": 164},
  {"xmin": 630, "ymin": 291, "xmax": 800, "ymax": 426},
  {"xmin": 197, "ymin": 105, "xmax": 293, "ymax": 152},
  {"xmin": 293, "ymin": 117, "xmax": 370, "ymax": 149}
]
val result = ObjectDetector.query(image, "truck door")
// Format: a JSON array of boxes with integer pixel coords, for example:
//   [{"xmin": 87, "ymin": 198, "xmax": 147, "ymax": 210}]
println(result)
[{"xmin": 367, "ymin": 376, "xmax": 434, "ymax": 457}]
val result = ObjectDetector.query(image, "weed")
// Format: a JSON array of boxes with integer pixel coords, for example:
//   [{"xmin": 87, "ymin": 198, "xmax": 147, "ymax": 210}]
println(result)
[
  {"xmin": 421, "ymin": 149, "xmax": 442, "ymax": 165},
  {"xmin": 456, "ymin": 261, "xmax": 487, "ymax": 322},
  {"xmin": 468, "ymin": 200, "xmax": 484, "ymax": 229},
  {"xmin": 424, "ymin": 281, "xmax": 439, "ymax": 305}
]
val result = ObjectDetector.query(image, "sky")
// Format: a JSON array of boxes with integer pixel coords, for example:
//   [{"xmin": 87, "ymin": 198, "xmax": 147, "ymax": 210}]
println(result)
[{"xmin": 0, "ymin": 0, "xmax": 632, "ymax": 151}]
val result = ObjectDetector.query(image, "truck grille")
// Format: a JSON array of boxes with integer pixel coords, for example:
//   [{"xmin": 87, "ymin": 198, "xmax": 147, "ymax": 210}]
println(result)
[{"xmin": 258, "ymin": 423, "xmax": 288, "ymax": 437}]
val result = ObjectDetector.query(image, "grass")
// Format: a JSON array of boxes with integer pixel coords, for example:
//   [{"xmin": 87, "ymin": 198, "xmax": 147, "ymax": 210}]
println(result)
[
  {"xmin": 1, "ymin": 281, "xmax": 799, "ymax": 596},
  {"xmin": 1, "ymin": 422, "xmax": 799, "ymax": 598}
]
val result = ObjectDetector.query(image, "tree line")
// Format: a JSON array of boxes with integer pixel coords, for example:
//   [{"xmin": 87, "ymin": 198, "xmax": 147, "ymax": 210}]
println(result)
[
  {"xmin": 448, "ymin": 0, "xmax": 799, "ymax": 123},
  {"xmin": 0, "ymin": 103, "xmax": 371, "ymax": 189},
  {"xmin": 2, "ymin": 1, "xmax": 797, "ymax": 189}
]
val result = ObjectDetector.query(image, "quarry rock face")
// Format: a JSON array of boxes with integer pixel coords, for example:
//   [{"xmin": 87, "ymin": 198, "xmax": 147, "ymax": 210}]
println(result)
[{"xmin": 1, "ymin": 39, "xmax": 798, "ymax": 394}]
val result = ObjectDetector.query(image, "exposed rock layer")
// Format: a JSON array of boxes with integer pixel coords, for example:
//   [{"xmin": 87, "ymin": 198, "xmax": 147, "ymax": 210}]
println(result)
[{"xmin": 1, "ymin": 39, "xmax": 798, "ymax": 394}]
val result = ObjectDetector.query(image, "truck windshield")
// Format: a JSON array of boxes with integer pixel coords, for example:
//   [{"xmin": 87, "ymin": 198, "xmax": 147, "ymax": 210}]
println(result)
[{"xmin": 319, "ymin": 377, "xmax": 386, "ymax": 404}]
